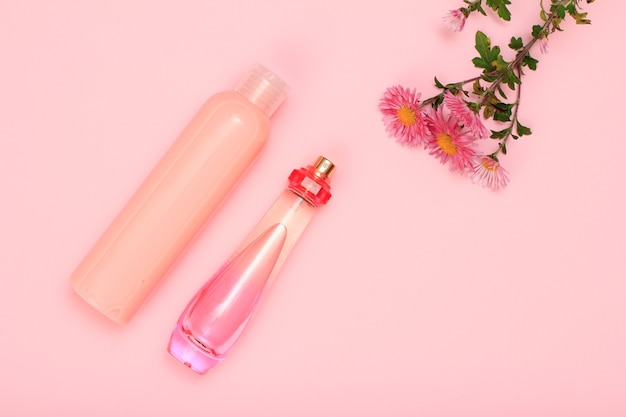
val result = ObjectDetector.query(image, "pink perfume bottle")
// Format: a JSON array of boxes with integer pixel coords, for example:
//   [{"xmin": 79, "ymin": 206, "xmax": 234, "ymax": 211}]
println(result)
[
  {"xmin": 70, "ymin": 65, "xmax": 288, "ymax": 324},
  {"xmin": 168, "ymin": 156, "xmax": 336, "ymax": 374}
]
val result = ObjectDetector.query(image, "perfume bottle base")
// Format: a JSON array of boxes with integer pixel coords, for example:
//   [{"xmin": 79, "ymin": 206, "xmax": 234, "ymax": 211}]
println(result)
[{"xmin": 168, "ymin": 325, "xmax": 222, "ymax": 375}]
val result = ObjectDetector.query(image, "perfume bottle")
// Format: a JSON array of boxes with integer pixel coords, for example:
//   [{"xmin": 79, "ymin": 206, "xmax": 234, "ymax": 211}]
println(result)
[
  {"xmin": 168, "ymin": 156, "xmax": 336, "ymax": 374},
  {"xmin": 70, "ymin": 65, "xmax": 288, "ymax": 324}
]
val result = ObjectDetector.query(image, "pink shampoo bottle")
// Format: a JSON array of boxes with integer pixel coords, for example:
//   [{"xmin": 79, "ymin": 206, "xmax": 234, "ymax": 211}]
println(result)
[
  {"xmin": 70, "ymin": 65, "xmax": 288, "ymax": 324},
  {"xmin": 168, "ymin": 156, "xmax": 336, "ymax": 374}
]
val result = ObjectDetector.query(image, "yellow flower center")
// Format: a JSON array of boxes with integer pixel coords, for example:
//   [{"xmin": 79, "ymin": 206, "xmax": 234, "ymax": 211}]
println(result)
[
  {"xmin": 481, "ymin": 157, "xmax": 499, "ymax": 171},
  {"xmin": 436, "ymin": 133, "xmax": 457, "ymax": 155},
  {"xmin": 397, "ymin": 105, "xmax": 417, "ymax": 127}
]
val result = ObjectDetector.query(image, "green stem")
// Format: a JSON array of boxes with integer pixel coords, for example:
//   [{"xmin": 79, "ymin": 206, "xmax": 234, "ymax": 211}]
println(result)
[
  {"xmin": 478, "ymin": 16, "xmax": 551, "ymax": 105},
  {"xmin": 462, "ymin": 0, "xmax": 484, "ymax": 16},
  {"xmin": 419, "ymin": 0, "xmax": 581, "ymax": 134},
  {"xmin": 490, "ymin": 67, "xmax": 523, "ymax": 159},
  {"xmin": 420, "ymin": 75, "xmax": 483, "ymax": 109}
]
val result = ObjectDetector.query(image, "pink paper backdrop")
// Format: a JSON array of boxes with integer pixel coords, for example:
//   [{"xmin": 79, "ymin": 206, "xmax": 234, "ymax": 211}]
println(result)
[{"xmin": 1, "ymin": 1, "xmax": 625, "ymax": 416}]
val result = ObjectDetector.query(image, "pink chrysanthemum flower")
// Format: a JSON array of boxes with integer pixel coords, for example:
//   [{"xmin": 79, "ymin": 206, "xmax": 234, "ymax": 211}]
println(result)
[
  {"xmin": 539, "ymin": 37, "xmax": 549, "ymax": 54},
  {"xmin": 424, "ymin": 107, "xmax": 478, "ymax": 172},
  {"xmin": 379, "ymin": 85, "xmax": 430, "ymax": 147},
  {"xmin": 471, "ymin": 155, "xmax": 510, "ymax": 191},
  {"xmin": 443, "ymin": 91, "xmax": 489, "ymax": 139},
  {"xmin": 442, "ymin": 9, "xmax": 467, "ymax": 32}
]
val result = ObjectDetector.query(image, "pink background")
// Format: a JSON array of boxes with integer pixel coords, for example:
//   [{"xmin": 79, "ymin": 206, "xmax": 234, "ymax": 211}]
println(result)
[{"xmin": 1, "ymin": 1, "xmax": 625, "ymax": 416}]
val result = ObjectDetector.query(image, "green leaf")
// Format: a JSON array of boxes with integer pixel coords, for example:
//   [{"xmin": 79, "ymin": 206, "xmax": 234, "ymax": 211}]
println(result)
[
  {"xmin": 516, "ymin": 120, "xmax": 532, "ymax": 136},
  {"xmin": 432, "ymin": 94, "xmax": 444, "ymax": 110},
  {"xmin": 506, "ymin": 70, "xmax": 522, "ymax": 89},
  {"xmin": 472, "ymin": 79, "xmax": 484, "ymax": 95},
  {"xmin": 483, "ymin": 104, "xmax": 495, "ymax": 120},
  {"xmin": 498, "ymin": 66, "xmax": 521, "ymax": 90},
  {"xmin": 497, "ymin": 85, "xmax": 508, "ymax": 100},
  {"xmin": 532, "ymin": 24, "xmax": 543, "ymax": 39},
  {"xmin": 490, "ymin": 128, "xmax": 510, "ymax": 139},
  {"xmin": 475, "ymin": 31, "xmax": 492, "ymax": 62},
  {"xmin": 485, "ymin": 92, "xmax": 500, "ymax": 106},
  {"xmin": 486, "ymin": 0, "xmax": 512, "ymax": 21},
  {"xmin": 508, "ymin": 36, "xmax": 523, "ymax": 50},
  {"xmin": 472, "ymin": 57, "xmax": 488, "ymax": 69},
  {"xmin": 566, "ymin": 3, "xmax": 577, "ymax": 15},
  {"xmin": 490, "ymin": 45, "xmax": 502, "ymax": 63},
  {"xmin": 494, "ymin": 55, "xmax": 509, "ymax": 73},
  {"xmin": 481, "ymin": 73, "xmax": 498, "ymax": 83},
  {"xmin": 573, "ymin": 12, "xmax": 591, "ymax": 25},
  {"xmin": 494, "ymin": 109, "xmax": 512, "ymax": 122},
  {"xmin": 493, "ymin": 102, "xmax": 513, "ymax": 122},
  {"xmin": 557, "ymin": 4, "xmax": 566, "ymax": 18},
  {"xmin": 549, "ymin": 2, "xmax": 559, "ymax": 13},
  {"xmin": 522, "ymin": 55, "xmax": 538, "ymax": 71},
  {"xmin": 494, "ymin": 112, "xmax": 510, "ymax": 122},
  {"xmin": 540, "ymin": 9, "xmax": 547, "ymax": 21},
  {"xmin": 434, "ymin": 77, "xmax": 444, "ymax": 89},
  {"xmin": 474, "ymin": 31, "xmax": 504, "ymax": 74},
  {"xmin": 501, "ymin": 142, "xmax": 508, "ymax": 154},
  {"xmin": 498, "ymin": 1, "xmax": 512, "ymax": 21}
]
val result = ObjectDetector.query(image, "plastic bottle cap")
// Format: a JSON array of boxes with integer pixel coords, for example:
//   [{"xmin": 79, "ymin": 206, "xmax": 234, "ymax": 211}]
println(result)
[{"xmin": 235, "ymin": 64, "xmax": 289, "ymax": 117}]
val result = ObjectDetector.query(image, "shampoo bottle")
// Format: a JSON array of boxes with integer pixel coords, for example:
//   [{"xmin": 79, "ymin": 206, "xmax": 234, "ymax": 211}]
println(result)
[
  {"xmin": 70, "ymin": 65, "xmax": 288, "ymax": 324},
  {"xmin": 168, "ymin": 156, "xmax": 336, "ymax": 374}
]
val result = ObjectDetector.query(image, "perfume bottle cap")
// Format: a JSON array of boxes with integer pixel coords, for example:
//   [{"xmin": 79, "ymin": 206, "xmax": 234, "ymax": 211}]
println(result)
[
  {"xmin": 235, "ymin": 64, "xmax": 288, "ymax": 117},
  {"xmin": 288, "ymin": 156, "xmax": 335, "ymax": 207},
  {"xmin": 312, "ymin": 156, "xmax": 336, "ymax": 179}
]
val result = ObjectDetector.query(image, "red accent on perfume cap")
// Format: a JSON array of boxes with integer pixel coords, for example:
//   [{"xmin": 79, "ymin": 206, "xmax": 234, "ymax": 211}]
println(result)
[{"xmin": 288, "ymin": 156, "xmax": 335, "ymax": 207}]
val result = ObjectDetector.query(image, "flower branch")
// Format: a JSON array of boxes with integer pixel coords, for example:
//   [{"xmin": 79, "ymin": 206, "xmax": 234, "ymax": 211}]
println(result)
[{"xmin": 379, "ymin": 0, "xmax": 594, "ymax": 191}]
